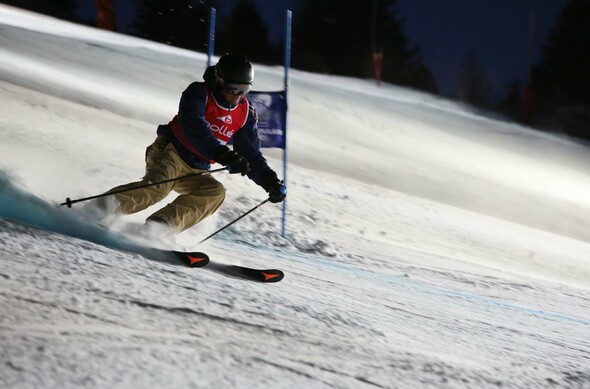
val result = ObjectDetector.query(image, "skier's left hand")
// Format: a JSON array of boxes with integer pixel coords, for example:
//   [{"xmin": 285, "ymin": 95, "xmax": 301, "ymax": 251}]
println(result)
[{"xmin": 267, "ymin": 180, "xmax": 287, "ymax": 203}]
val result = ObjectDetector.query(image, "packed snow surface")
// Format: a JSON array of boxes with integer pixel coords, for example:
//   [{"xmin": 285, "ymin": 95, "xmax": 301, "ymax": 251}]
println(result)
[{"xmin": 1, "ymin": 5, "xmax": 589, "ymax": 388}]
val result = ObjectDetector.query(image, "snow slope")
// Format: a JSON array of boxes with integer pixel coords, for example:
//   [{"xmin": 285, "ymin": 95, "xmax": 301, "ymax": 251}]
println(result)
[{"xmin": 1, "ymin": 5, "xmax": 589, "ymax": 388}]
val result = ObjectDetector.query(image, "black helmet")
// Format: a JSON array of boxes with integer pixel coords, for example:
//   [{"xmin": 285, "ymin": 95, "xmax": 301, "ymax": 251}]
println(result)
[{"xmin": 215, "ymin": 53, "xmax": 254, "ymax": 85}]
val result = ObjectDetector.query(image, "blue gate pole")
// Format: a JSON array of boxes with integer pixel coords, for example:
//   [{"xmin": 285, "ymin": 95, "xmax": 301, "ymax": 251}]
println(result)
[
  {"xmin": 207, "ymin": 7, "xmax": 216, "ymax": 67},
  {"xmin": 281, "ymin": 10, "xmax": 292, "ymax": 239}
]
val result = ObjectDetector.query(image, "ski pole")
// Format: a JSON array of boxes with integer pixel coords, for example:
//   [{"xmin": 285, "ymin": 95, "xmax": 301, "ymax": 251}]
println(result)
[
  {"xmin": 199, "ymin": 199, "xmax": 269, "ymax": 244},
  {"xmin": 61, "ymin": 167, "xmax": 228, "ymax": 208}
]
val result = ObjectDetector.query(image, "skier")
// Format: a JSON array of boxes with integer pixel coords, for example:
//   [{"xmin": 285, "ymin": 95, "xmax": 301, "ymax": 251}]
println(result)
[{"xmin": 87, "ymin": 53, "xmax": 286, "ymax": 235}]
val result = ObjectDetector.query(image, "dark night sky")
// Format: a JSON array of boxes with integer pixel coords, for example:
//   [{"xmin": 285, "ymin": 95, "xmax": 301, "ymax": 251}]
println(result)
[
  {"xmin": 398, "ymin": 0, "xmax": 568, "ymax": 97},
  {"xmin": 75, "ymin": 0, "xmax": 568, "ymax": 99}
]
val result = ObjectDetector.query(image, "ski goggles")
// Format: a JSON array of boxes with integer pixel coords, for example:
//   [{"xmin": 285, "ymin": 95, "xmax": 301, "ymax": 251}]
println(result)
[{"xmin": 223, "ymin": 83, "xmax": 252, "ymax": 96}]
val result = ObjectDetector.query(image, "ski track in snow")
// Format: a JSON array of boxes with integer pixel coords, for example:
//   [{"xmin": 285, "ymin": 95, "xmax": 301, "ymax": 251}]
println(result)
[
  {"xmin": 1, "ymin": 4, "xmax": 590, "ymax": 388},
  {"xmin": 2, "ymin": 215, "xmax": 589, "ymax": 388}
]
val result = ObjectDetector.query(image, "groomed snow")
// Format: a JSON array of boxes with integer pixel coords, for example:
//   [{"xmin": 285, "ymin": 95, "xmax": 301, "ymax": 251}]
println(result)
[{"xmin": 1, "ymin": 5, "xmax": 589, "ymax": 388}]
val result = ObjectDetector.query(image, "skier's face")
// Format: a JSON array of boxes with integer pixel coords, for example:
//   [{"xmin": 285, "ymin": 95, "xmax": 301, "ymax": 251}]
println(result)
[
  {"xmin": 221, "ymin": 88, "xmax": 243, "ymax": 105},
  {"xmin": 221, "ymin": 83, "xmax": 251, "ymax": 106}
]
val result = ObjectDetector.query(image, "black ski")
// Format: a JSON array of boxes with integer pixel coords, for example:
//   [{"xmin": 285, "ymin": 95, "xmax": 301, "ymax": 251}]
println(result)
[
  {"xmin": 207, "ymin": 262, "xmax": 284, "ymax": 283},
  {"xmin": 172, "ymin": 251, "xmax": 284, "ymax": 283}
]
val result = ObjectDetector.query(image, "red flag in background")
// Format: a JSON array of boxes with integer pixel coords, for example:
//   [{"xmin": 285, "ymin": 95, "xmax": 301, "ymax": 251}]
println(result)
[
  {"xmin": 373, "ymin": 52, "xmax": 383, "ymax": 86},
  {"xmin": 95, "ymin": 0, "xmax": 116, "ymax": 31}
]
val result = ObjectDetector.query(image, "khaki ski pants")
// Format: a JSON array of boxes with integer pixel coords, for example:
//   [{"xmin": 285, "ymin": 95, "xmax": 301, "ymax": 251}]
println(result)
[{"xmin": 107, "ymin": 136, "xmax": 225, "ymax": 233}]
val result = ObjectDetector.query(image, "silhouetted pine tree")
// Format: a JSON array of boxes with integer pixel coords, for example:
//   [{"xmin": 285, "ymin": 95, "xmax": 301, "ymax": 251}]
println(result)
[
  {"xmin": 456, "ymin": 50, "xmax": 491, "ymax": 108},
  {"xmin": 216, "ymin": 0, "xmax": 276, "ymax": 64},
  {"xmin": 132, "ymin": 0, "xmax": 210, "ymax": 52},
  {"xmin": 533, "ymin": 0, "xmax": 590, "ymax": 109},
  {"xmin": 530, "ymin": 0, "xmax": 590, "ymax": 138},
  {"xmin": 498, "ymin": 81, "xmax": 523, "ymax": 121}
]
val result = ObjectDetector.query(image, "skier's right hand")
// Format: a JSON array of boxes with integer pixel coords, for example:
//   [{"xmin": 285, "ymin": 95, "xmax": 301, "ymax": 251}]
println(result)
[
  {"xmin": 267, "ymin": 180, "xmax": 287, "ymax": 203},
  {"xmin": 218, "ymin": 149, "xmax": 250, "ymax": 176}
]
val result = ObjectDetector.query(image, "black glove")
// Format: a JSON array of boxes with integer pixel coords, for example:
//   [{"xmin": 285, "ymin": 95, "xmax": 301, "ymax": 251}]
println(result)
[
  {"xmin": 267, "ymin": 180, "xmax": 287, "ymax": 203},
  {"xmin": 217, "ymin": 149, "xmax": 249, "ymax": 176}
]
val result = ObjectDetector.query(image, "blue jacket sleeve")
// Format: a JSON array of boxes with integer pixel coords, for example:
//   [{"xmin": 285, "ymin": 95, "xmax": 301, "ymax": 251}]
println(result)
[
  {"xmin": 233, "ymin": 104, "xmax": 279, "ymax": 190},
  {"xmin": 177, "ymin": 82, "xmax": 226, "ymax": 161}
]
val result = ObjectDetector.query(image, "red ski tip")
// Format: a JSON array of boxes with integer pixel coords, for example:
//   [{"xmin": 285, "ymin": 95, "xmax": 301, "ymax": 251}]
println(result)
[
  {"xmin": 188, "ymin": 255, "xmax": 208, "ymax": 267},
  {"xmin": 261, "ymin": 271, "xmax": 284, "ymax": 282},
  {"xmin": 175, "ymin": 251, "xmax": 210, "ymax": 267}
]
